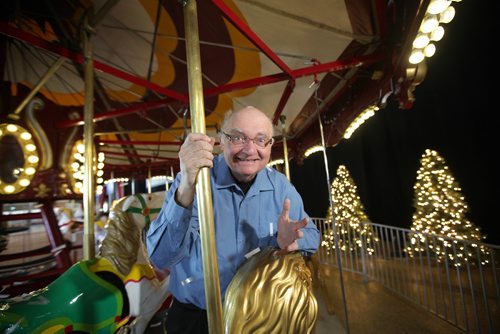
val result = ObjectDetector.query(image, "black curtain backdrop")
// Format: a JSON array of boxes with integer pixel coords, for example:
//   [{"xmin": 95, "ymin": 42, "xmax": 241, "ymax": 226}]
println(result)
[{"xmin": 291, "ymin": 1, "xmax": 498, "ymax": 245}]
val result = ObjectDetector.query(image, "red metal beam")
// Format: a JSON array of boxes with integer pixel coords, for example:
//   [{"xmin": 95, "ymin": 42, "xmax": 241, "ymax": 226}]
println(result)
[
  {"xmin": 67, "ymin": 53, "xmax": 382, "ymax": 126},
  {"xmin": 291, "ymin": 54, "xmax": 383, "ymax": 77},
  {"xmin": 211, "ymin": 0, "xmax": 293, "ymax": 77},
  {"xmin": 1, "ymin": 23, "xmax": 384, "ymax": 134},
  {"xmin": 58, "ymin": 100, "xmax": 174, "ymax": 128},
  {"xmin": 0, "ymin": 245, "xmax": 51, "ymax": 261},
  {"xmin": 0, "ymin": 22, "xmax": 187, "ymax": 102},
  {"xmin": 0, "ymin": 212, "xmax": 42, "ymax": 221},
  {"xmin": 204, "ymin": 72, "xmax": 287, "ymax": 97},
  {"xmin": 272, "ymin": 79, "xmax": 295, "ymax": 125},
  {"xmin": 205, "ymin": 53, "xmax": 384, "ymax": 97}
]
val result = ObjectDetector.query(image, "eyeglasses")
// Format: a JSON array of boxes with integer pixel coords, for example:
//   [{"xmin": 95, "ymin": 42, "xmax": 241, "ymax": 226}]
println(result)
[{"xmin": 222, "ymin": 131, "xmax": 274, "ymax": 148}]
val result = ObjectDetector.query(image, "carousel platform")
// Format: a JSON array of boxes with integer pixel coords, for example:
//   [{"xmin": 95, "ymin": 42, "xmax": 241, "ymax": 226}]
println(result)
[{"xmin": 1, "ymin": 215, "xmax": 488, "ymax": 333}]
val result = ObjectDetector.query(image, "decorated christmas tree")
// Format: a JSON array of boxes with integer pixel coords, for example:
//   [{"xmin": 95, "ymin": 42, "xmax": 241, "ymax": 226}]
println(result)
[
  {"xmin": 322, "ymin": 165, "xmax": 376, "ymax": 255},
  {"xmin": 407, "ymin": 149, "xmax": 488, "ymax": 266}
]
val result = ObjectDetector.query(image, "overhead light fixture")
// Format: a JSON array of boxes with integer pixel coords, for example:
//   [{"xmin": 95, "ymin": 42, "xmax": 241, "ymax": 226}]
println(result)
[
  {"xmin": 344, "ymin": 105, "xmax": 379, "ymax": 139},
  {"xmin": 407, "ymin": 1, "xmax": 460, "ymax": 66},
  {"xmin": 304, "ymin": 145, "xmax": 324, "ymax": 158},
  {"xmin": 152, "ymin": 175, "xmax": 174, "ymax": 182},
  {"xmin": 267, "ymin": 159, "xmax": 284, "ymax": 167},
  {"xmin": 105, "ymin": 177, "xmax": 130, "ymax": 184}
]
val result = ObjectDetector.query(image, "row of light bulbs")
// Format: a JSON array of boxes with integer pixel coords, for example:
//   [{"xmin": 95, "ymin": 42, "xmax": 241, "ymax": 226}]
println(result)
[
  {"xmin": 71, "ymin": 141, "xmax": 105, "ymax": 195},
  {"xmin": 344, "ymin": 105, "xmax": 379, "ymax": 139},
  {"xmin": 299, "ymin": 1, "xmax": 463, "ymax": 160},
  {"xmin": 409, "ymin": 0, "xmax": 462, "ymax": 64},
  {"xmin": 0, "ymin": 123, "xmax": 39, "ymax": 194},
  {"xmin": 299, "ymin": 103, "xmax": 379, "ymax": 161}
]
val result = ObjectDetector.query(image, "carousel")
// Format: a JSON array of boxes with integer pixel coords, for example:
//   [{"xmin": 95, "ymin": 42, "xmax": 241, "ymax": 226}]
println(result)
[{"xmin": 0, "ymin": 0, "xmax": 458, "ymax": 333}]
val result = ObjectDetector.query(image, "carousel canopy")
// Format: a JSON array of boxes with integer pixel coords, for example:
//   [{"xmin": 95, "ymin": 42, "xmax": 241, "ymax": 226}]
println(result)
[{"xmin": 0, "ymin": 0, "xmax": 434, "ymax": 181}]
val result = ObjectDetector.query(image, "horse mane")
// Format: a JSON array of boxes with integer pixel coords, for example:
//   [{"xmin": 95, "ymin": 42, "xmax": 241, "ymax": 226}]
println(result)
[
  {"xmin": 224, "ymin": 247, "xmax": 318, "ymax": 333},
  {"xmin": 99, "ymin": 196, "xmax": 141, "ymax": 276}
]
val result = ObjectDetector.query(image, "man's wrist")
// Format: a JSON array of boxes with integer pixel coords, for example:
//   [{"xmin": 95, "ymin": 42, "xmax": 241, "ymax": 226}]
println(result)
[{"xmin": 174, "ymin": 183, "xmax": 195, "ymax": 208}]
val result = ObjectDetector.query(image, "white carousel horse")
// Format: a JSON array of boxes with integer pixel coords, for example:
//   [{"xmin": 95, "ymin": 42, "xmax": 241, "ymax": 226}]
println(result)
[
  {"xmin": 0, "ymin": 192, "xmax": 170, "ymax": 333},
  {"xmin": 100, "ymin": 191, "xmax": 171, "ymax": 334}
]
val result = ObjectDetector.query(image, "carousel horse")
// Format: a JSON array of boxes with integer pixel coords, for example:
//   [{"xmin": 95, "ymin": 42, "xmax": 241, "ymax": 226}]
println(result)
[
  {"xmin": 0, "ymin": 191, "xmax": 170, "ymax": 334},
  {"xmin": 224, "ymin": 247, "xmax": 318, "ymax": 334}
]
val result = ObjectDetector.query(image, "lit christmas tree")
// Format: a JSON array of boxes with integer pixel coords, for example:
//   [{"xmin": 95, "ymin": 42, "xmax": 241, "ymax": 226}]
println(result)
[
  {"xmin": 408, "ymin": 149, "xmax": 488, "ymax": 266},
  {"xmin": 322, "ymin": 165, "xmax": 377, "ymax": 255}
]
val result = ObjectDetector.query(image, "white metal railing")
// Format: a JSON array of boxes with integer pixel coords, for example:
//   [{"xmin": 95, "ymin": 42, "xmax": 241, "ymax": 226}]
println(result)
[{"xmin": 311, "ymin": 217, "xmax": 500, "ymax": 334}]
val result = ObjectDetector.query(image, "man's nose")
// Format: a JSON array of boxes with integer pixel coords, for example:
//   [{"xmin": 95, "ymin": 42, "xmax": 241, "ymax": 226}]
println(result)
[{"xmin": 241, "ymin": 139, "xmax": 258, "ymax": 151}]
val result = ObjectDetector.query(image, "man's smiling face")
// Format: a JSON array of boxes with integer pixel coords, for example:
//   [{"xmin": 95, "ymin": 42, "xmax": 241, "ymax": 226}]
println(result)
[{"xmin": 221, "ymin": 107, "xmax": 274, "ymax": 183}]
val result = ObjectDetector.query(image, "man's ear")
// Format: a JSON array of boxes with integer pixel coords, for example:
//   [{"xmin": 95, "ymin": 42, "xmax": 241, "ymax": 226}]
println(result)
[{"xmin": 218, "ymin": 135, "xmax": 224, "ymax": 151}]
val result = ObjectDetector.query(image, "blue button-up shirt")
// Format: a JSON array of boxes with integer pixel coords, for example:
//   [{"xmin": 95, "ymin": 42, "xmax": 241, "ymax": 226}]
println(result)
[{"xmin": 146, "ymin": 154, "xmax": 320, "ymax": 309}]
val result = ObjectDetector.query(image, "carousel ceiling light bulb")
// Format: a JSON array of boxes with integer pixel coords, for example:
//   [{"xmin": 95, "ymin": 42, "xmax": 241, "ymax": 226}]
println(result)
[
  {"xmin": 427, "ymin": 0, "xmax": 451, "ymax": 15},
  {"xmin": 6, "ymin": 124, "xmax": 18, "ymax": 132},
  {"xmin": 420, "ymin": 15, "xmax": 439, "ymax": 33},
  {"xmin": 4, "ymin": 185, "xmax": 15, "ymax": 193},
  {"xmin": 424, "ymin": 44, "xmax": 436, "ymax": 57},
  {"xmin": 28, "ymin": 155, "xmax": 39, "ymax": 163},
  {"xmin": 25, "ymin": 167, "xmax": 36, "ymax": 175},
  {"xmin": 409, "ymin": 49, "xmax": 425, "ymax": 64},
  {"xmin": 439, "ymin": 6, "xmax": 455, "ymax": 23},
  {"xmin": 413, "ymin": 34, "xmax": 430, "ymax": 48},
  {"xmin": 430, "ymin": 26, "xmax": 445, "ymax": 41},
  {"xmin": 25, "ymin": 143, "xmax": 37, "ymax": 152},
  {"xmin": 19, "ymin": 179, "xmax": 30, "ymax": 187},
  {"xmin": 21, "ymin": 132, "xmax": 32, "ymax": 140}
]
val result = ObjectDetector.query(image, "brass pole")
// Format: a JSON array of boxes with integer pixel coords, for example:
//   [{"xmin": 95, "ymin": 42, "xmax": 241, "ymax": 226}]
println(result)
[
  {"xmin": 147, "ymin": 163, "xmax": 152, "ymax": 194},
  {"xmin": 279, "ymin": 115, "xmax": 290, "ymax": 180},
  {"xmin": 316, "ymin": 90, "xmax": 350, "ymax": 333},
  {"xmin": 82, "ymin": 17, "xmax": 96, "ymax": 260},
  {"xmin": 183, "ymin": 1, "xmax": 223, "ymax": 333},
  {"xmin": 8, "ymin": 58, "xmax": 66, "ymax": 120},
  {"xmin": 166, "ymin": 165, "xmax": 174, "ymax": 191}
]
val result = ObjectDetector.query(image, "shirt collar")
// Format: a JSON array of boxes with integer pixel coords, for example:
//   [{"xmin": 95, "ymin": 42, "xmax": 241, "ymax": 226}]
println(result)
[{"xmin": 213, "ymin": 155, "xmax": 274, "ymax": 193}]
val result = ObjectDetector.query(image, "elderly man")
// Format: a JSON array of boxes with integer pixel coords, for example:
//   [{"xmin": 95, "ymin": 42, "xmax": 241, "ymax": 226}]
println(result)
[{"xmin": 147, "ymin": 106, "xmax": 320, "ymax": 334}]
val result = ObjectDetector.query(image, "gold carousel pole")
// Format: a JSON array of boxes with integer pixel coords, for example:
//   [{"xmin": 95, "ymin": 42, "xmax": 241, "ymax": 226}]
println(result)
[
  {"xmin": 82, "ymin": 16, "xmax": 96, "ymax": 260},
  {"xmin": 8, "ymin": 58, "xmax": 65, "ymax": 120},
  {"xmin": 182, "ymin": 1, "xmax": 223, "ymax": 333},
  {"xmin": 147, "ymin": 163, "xmax": 152, "ymax": 194},
  {"xmin": 279, "ymin": 115, "xmax": 290, "ymax": 180}
]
